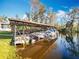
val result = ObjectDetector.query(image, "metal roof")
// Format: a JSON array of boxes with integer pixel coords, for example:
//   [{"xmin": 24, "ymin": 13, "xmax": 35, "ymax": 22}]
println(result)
[{"xmin": 10, "ymin": 19, "xmax": 54, "ymax": 28}]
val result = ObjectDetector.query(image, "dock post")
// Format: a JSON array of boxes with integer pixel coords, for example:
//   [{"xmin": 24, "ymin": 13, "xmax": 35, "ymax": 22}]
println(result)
[{"xmin": 10, "ymin": 25, "xmax": 16, "ymax": 46}]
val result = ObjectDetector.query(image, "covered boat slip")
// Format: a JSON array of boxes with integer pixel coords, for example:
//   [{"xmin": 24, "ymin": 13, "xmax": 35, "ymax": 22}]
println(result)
[
  {"xmin": 10, "ymin": 19, "xmax": 54, "ymax": 45},
  {"xmin": 9, "ymin": 20, "xmax": 57, "ymax": 59}
]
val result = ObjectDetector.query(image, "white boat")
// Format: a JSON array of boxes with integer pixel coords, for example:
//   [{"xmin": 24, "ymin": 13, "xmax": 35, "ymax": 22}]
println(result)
[
  {"xmin": 44, "ymin": 28, "xmax": 58, "ymax": 40},
  {"xmin": 14, "ymin": 37, "xmax": 25, "ymax": 45},
  {"xmin": 14, "ymin": 35, "xmax": 36, "ymax": 45}
]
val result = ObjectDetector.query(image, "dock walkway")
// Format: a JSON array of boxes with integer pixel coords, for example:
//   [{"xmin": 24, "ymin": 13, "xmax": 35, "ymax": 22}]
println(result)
[{"xmin": 16, "ymin": 40, "xmax": 56, "ymax": 59}]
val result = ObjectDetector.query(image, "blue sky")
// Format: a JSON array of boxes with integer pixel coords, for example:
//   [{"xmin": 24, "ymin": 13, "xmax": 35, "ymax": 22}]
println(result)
[{"xmin": 0, "ymin": 0, "xmax": 79, "ymax": 18}]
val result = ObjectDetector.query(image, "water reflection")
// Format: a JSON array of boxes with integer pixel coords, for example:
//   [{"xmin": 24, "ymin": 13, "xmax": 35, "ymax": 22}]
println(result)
[
  {"xmin": 56, "ymin": 33, "xmax": 79, "ymax": 59},
  {"xmin": 66, "ymin": 33, "xmax": 79, "ymax": 56}
]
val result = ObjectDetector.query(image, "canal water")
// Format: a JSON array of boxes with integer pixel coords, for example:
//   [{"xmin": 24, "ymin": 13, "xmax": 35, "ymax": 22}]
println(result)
[
  {"xmin": 16, "ymin": 33, "xmax": 79, "ymax": 59},
  {"xmin": 55, "ymin": 33, "xmax": 79, "ymax": 59}
]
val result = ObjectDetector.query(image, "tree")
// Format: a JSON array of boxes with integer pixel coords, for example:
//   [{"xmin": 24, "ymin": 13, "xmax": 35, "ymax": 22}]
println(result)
[{"xmin": 66, "ymin": 8, "xmax": 79, "ymax": 33}]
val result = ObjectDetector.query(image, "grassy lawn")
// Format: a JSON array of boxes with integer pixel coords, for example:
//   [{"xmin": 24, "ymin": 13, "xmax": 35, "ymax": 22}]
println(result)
[
  {"xmin": 0, "ymin": 31, "xmax": 16, "ymax": 59},
  {"xmin": 0, "ymin": 31, "xmax": 12, "ymax": 39},
  {"xmin": 0, "ymin": 31, "xmax": 12, "ymax": 34},
  {"xmin": 0, "ymin": 39, "xmax": 16, "ymax": 59}
]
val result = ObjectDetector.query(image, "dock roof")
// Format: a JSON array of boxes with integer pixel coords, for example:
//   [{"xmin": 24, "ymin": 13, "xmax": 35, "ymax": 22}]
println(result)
[{"xmin": 10, "ymin": 20, "xmax": 54, "ymax": 28}]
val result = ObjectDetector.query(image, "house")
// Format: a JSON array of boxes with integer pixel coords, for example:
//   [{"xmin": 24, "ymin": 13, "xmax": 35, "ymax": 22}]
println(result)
[{"xmin": 0, "ymin": 16, "xmax": 11, "ymax": 31}]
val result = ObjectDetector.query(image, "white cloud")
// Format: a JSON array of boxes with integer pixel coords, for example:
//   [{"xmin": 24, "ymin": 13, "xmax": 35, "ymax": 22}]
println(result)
[
  {"xmin": 56, "ymin": 10, "xmax": 67, "ymax": 25},
  {"xmin": 23, "ymin": 14, "xmax": 28, "ymax": 20},
  {"xmin": 56, "ymin": 10, "xmax": 66, "ymax": 17}
]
